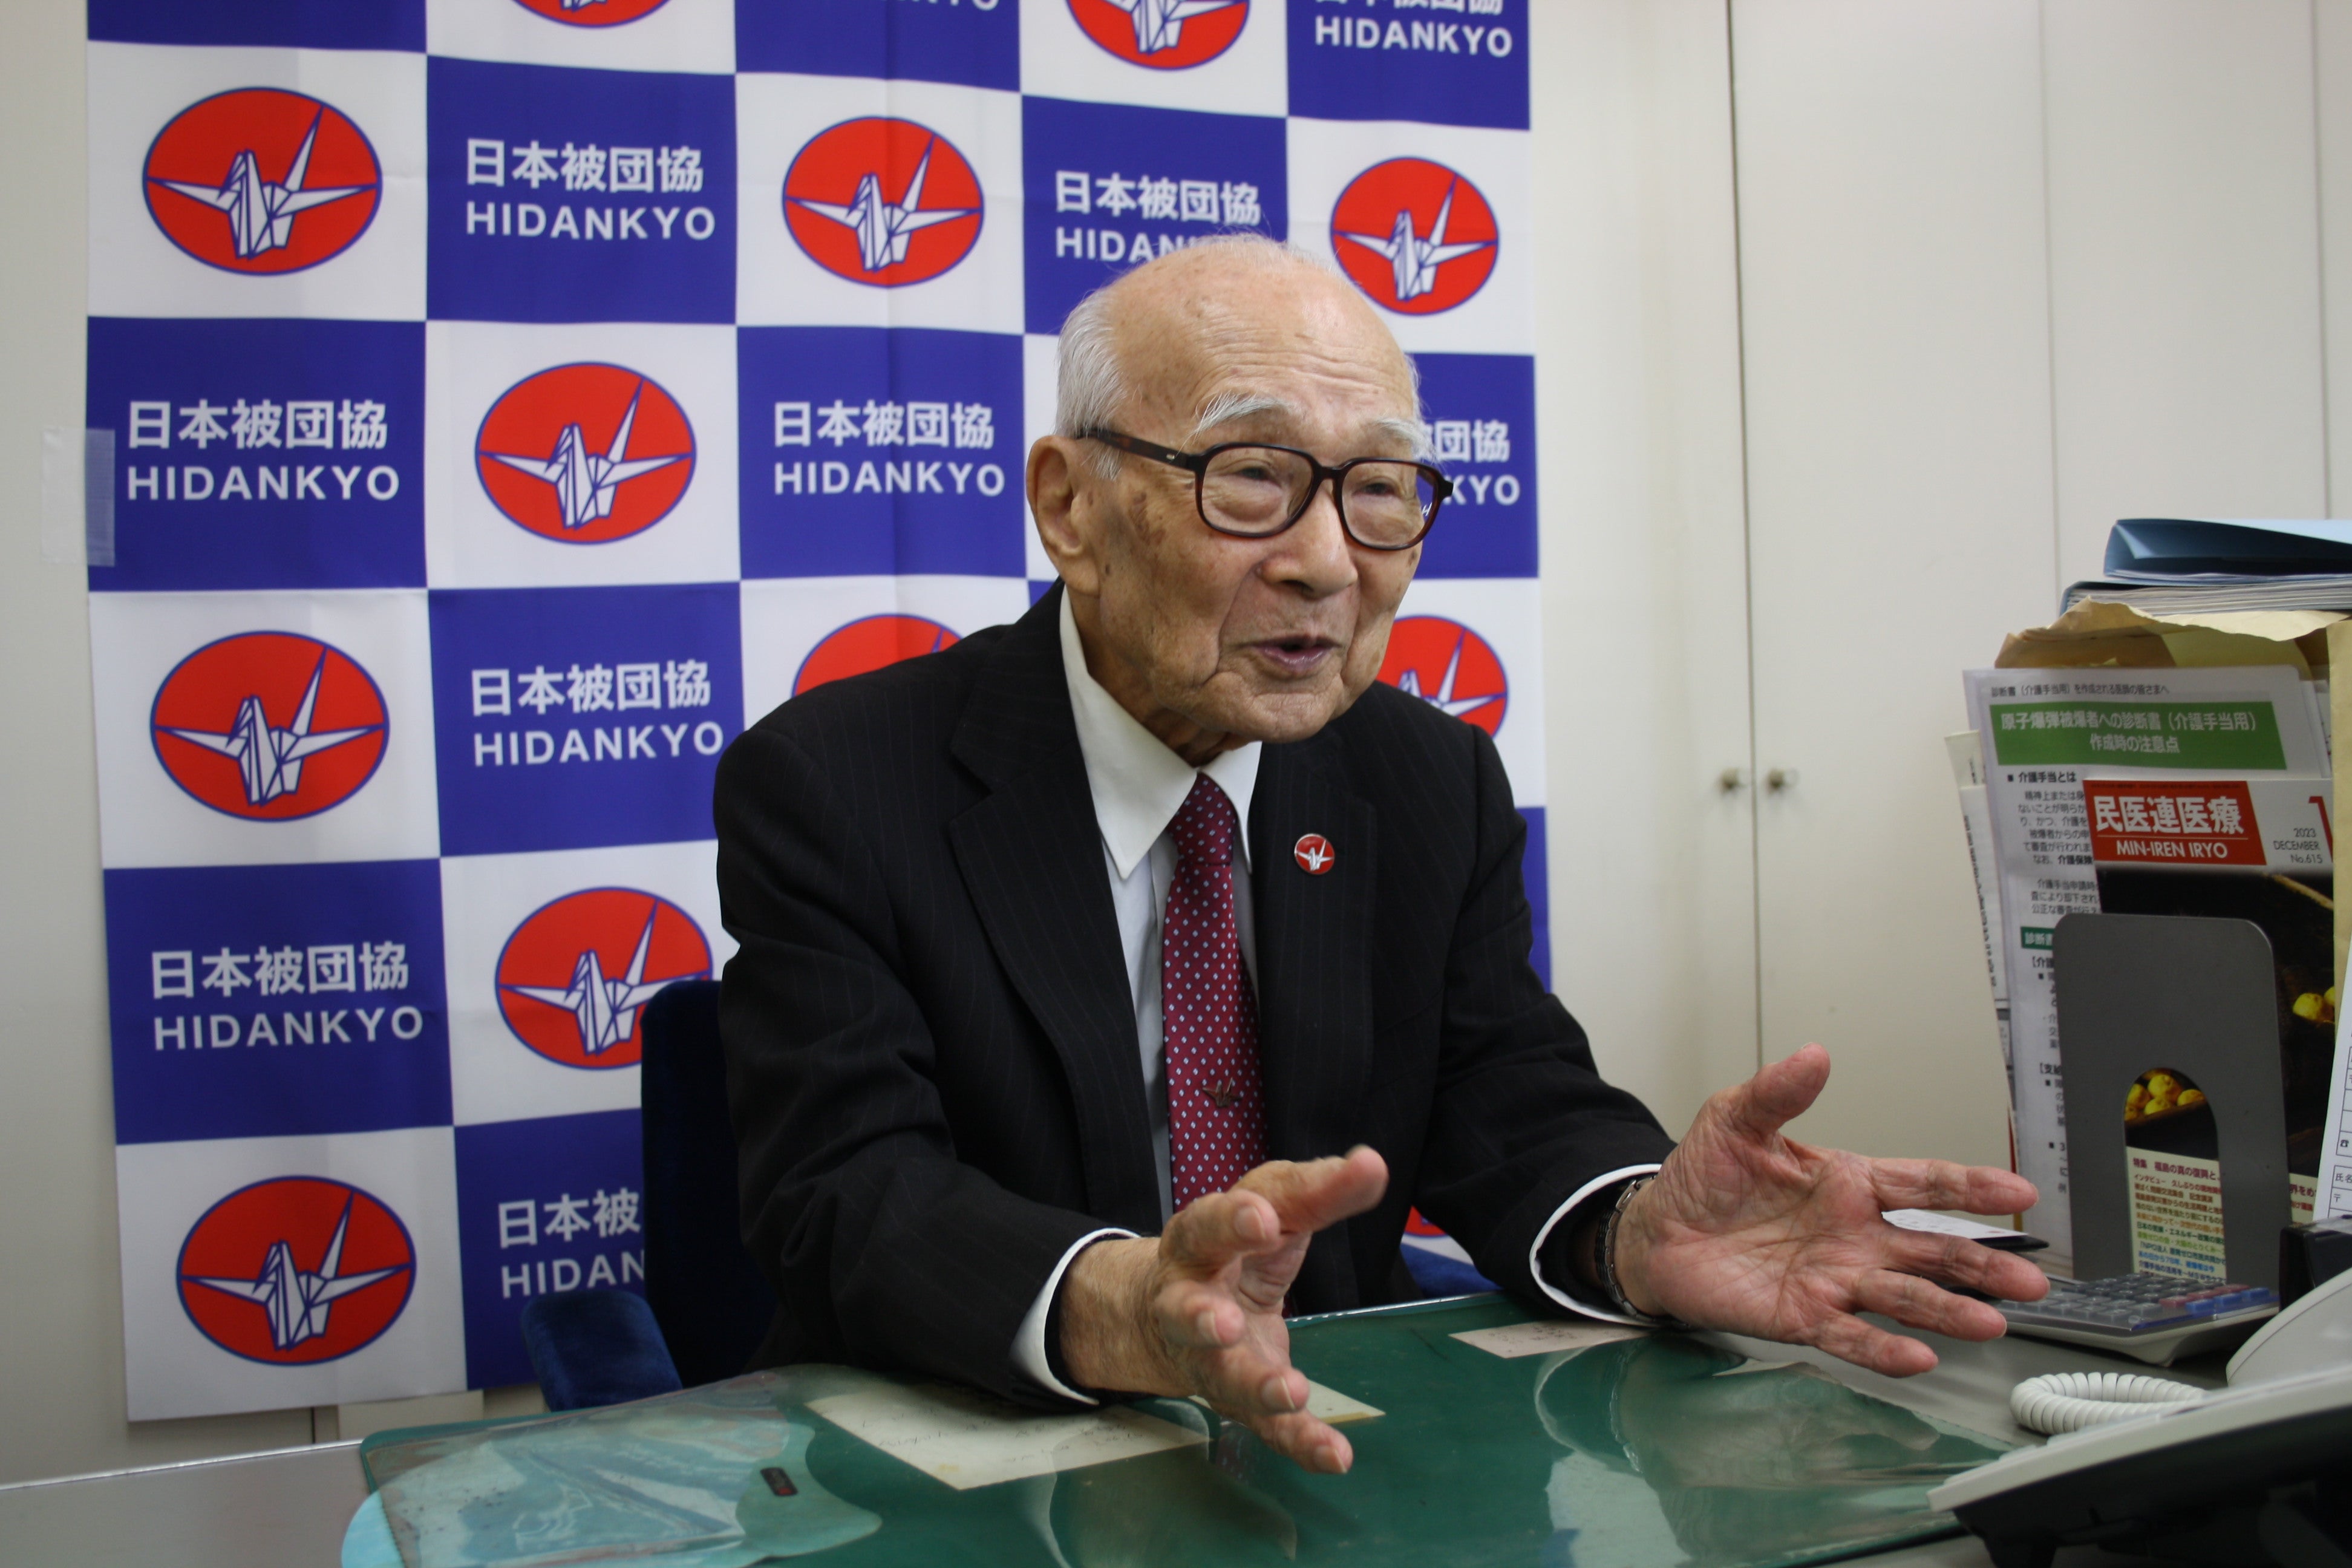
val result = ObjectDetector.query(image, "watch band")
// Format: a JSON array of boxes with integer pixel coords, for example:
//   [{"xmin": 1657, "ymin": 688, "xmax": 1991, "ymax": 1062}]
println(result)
[{"xmin": 1598, "ymin": 1175, "xmax": 1682, "ymax": 1328}]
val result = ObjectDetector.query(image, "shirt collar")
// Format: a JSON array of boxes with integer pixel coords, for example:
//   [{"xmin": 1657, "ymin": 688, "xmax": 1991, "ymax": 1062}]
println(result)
[{"xmin": 1059, "ymin": 589, "xmax": 1260, "ymax": 881}]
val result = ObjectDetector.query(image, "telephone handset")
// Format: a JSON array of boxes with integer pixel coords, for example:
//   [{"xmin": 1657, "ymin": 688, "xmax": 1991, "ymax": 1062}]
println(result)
[{"xmin": 1930, "ymin": 1266, "xmax": 2352, "ymax": 1568}]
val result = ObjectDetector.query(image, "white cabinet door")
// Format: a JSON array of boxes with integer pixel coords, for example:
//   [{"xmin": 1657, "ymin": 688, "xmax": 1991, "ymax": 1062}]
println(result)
[
  {"xmin": 1732, "ymin": 0, "xmax": 2332, "ymax": 1178},
  {"xmin": 1535, "ymin": 0, "xmax": 1757, "ymax": 1134},
  {"xmin": 1733, "ymin": 0, "xmax": 2057, "ymax": 1171}
]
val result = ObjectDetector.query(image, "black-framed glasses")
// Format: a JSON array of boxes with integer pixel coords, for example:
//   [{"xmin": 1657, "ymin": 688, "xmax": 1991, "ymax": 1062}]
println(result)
[{"xmin": 1083, "ymin": 428, "xmax": 1451, "ymax": 552}]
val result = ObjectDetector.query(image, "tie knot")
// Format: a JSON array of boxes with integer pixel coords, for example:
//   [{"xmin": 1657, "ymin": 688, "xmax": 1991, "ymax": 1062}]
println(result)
[{"xmin": 1168, "ymin": 774, "xmax": 1237, "ymax": 866}]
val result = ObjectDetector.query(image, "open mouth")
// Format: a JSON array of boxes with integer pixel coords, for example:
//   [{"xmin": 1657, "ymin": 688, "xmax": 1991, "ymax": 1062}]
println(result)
[{"xmin": 1249, "ymin": 635, "xmax": 1339, "ymax": 677}]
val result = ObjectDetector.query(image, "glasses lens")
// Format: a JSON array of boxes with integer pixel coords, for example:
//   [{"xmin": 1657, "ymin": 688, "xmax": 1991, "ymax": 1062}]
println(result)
[
  {"xmin": 1200, "ymin": 445, "xmax": 1315, "ymax": 535},
  {"xmin": 1341, "ymin": 461, "xmax": 1437, "ymax": 548}
]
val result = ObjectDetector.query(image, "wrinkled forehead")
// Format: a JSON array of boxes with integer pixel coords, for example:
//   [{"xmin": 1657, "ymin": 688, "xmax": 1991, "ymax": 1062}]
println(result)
[{"xmin": 1119, "ymin": 265, "xmax": 1419, "ymax": 437}]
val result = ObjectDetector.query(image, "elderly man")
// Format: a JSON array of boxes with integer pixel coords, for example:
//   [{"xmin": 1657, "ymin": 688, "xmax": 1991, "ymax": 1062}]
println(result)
[{"xmin": 715, "ymin": 236, "xmax": 2045, "ymax": 1475}]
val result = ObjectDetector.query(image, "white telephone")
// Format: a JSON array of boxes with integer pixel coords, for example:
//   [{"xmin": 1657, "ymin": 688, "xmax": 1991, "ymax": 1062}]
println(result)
[{"xmin": 1929, "ymin": 1266, "xmax": 2352, "ymax": 1568}]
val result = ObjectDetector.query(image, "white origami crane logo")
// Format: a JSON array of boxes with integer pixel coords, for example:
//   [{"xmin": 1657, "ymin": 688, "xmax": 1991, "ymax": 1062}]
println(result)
[
  {"xmin": 1102, "ymin": 0, "xmax": 1247, "ymax": 54},
  {"xmin": 1296, "ymin": 838, "xmax": 1333, "ymax": 874},
  {"xmin": 186, "ymin": 1195, "xmax": 410, "ymax": 1353},
  {"xmin": 1394, "ymin": 634, "xmax": 1502, "ymax": 724},
  {"xmin": 159, "ymin": 652, "xmax": 382, "ymax": 808},
  {"xmin": 1335, "ymin": 180, "xmax": 1494, "ymax": 305},
  {"xmin": 480, "ymin": 379, "xmax": 690, "ymax": 532},
  {"xmin": 790, "ymin": 137, "xmax": 979, "ymax": 275},
  {"xmin": 151, "ymin": 108, "xmax": 374, "ymax": 262},
  {"xmin": 503, "ymin": 907, "xmax": 673, "ymax": 1056}
]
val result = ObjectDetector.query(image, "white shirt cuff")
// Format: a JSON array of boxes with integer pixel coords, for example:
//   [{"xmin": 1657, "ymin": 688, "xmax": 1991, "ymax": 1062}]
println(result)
[
  {"xmin": 1526, "ymin": 1163, "xmax": 1665, "ymax": 1325},
  {"xmin": 1012, "ymin": 1227, "xmax": 1137, "ymax": 1403}
]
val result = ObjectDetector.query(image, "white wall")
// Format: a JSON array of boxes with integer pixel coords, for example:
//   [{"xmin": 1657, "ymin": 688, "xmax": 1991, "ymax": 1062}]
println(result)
[
  {"xmin": 2043, "ymin": 0, "xmax": 2328, "ymax": 584},
  {"xmin": 0, "ymin": 0, "xmax": 324, "ymax": 1486},
  {"xmin": 7, "ymin": 0, "xmax": 2351, "ymax": 1486},
  {"xmin": 0, "ymin": 0, "xmax": 532, "ymax": 1487}
]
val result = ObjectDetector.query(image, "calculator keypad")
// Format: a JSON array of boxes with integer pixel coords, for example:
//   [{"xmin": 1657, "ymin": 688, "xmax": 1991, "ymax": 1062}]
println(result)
[{"xmin": 1999, "ymin": 1273, "xmax": 2277, "ymax": 1335}]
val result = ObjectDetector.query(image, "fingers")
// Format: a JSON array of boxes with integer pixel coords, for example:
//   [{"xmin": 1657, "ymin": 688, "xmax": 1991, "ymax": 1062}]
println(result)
[
  {"xmin": 1180, "ymin": 1334, "xmax": 1350, "ymax": 1474},
  {"xmin": 1153, "ymin": 1275, "xmax": 1296, "ymax": 1377},
  {"xmin": 1148, "ymin": 1157, "xmax": 1377, "ymax": 1478},
  {"xmin": 1233, "ymin": 1146, "xmax": 1390, "ymax": 1236},
  {"xmin": 1148, "ymin": 1288, "xmax": 1353, "ymax": 1472},
  {"xmin": 1245, "ymin": 1408, "xmax": 1354, "ymax": 1475},
  {"xmin": 1160, "ymin": 1186, "xmax": 1287, "ymax": 1275},
  {"xmin": 1719, "ymin": 1042, "xmax": 1832, "ymax": 1141},
  {"xmin": 1157, "ymin": 1276, "xmax": 1248, "ymax": 1353},
  {"xmin": 1805, "ymin": 1308, "xmax": 1941, "ymax": 1378},
  {"xmin": 1849, "ymin": 1267, "xmax": 2010, "ymax": 1343},
  {"xmin": 1869, "ymin": 1157, "xmax": 2038, "ymax": 1218},
  {"xmin": 1162, "ymin": 1150, "xmax": 1390, "ymax": 1278},
  {"xmin": 1881, "ymin": 1230, "xmax": 2050, "ymax": 1304},
  {"xmin": 1980, "ymin": 1249, "xmax": 2051, "ymax": 1303}
]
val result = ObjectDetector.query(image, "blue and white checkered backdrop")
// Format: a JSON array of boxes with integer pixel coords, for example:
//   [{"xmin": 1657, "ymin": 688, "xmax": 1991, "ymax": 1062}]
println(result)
[{"xmin": 85, "ymin": 0, "xmax": 1538, "ymax": 1419}]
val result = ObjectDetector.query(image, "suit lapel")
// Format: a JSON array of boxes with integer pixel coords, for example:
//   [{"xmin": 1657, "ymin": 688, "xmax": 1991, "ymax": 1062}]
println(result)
[
  {"xmin": 947, "ymin": 590, "xmax": 1161, "ymax": 1233},
  {"xmin": 1249, "ymin": 730, "xmax": 1377, "ymax": 1307}
]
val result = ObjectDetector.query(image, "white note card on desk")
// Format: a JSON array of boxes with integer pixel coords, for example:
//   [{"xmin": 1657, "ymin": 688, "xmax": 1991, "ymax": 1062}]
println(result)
[
  {"xmin": 1302, "ymin": 1380, "xmax": 1383, "ymax": 1423},
  {"xmin": 1451, "ymin": 1320, "xmax": 1647, "ymax": 1359},
  {"xmin": 807, "ymin": 1382, "xmax": 1206, "ymax": 1491}
]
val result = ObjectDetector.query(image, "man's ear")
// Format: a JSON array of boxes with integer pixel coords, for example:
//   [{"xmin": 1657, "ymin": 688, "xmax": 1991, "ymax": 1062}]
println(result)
[{"xmin": 1028, "ymin": 436, "xmax": 1104, "ymax": 595}]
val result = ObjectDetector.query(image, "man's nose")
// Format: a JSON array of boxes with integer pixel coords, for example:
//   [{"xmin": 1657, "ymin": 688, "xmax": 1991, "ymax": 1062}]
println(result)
[{"xmin": 1262, "ymin": 480, "xmax": 1359, "ymax": 596}]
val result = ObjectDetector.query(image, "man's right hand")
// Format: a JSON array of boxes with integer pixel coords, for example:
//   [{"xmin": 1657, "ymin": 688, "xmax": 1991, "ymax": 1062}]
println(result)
[{"xmin": 1059, "ymin": 1147, "xmax": 1389, "ymax": 1474}]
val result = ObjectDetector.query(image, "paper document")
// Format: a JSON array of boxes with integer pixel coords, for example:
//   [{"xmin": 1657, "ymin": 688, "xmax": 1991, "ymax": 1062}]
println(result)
[
  {"xmin": 2319, "ymin": 1008, "xmax": 2352, "ymax": 1220},
  {"xmin": 1947, "ymin": 731, "xmax": 2011, "ymax": 1096},
  {"xmin": 1301, "ymin": 1380, "xmax": 1383, "ymax": 1423},
  {"xmin": 1450, "ymin": 1319, "xmax": 1647, "ymax": 1359},
  {"xmin": 1186, "ymin": 1380, "xmax": 1380, "ymax": 1424},
  {"xmin": 807, "ymin": 1382, "xmax": 1206, "ymax": 1491},
  {"xmin": 1965, "ymin": 664, "xmax": 2328, "ymax": 1268},
  {"xmin": 1883, "ymin": 1209, "xmax": 2023, "ymax": 1243}
]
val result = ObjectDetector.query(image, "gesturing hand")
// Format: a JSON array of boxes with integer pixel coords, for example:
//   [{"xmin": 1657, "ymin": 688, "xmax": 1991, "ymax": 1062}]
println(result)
[
  {"xmin": 1612, "ymin": 1044, "xmax": 2048, "ymax": 1376},
  {"xmin": 1059, "ymin": 1147, "xmax": 1389, "ymax": 1473}
]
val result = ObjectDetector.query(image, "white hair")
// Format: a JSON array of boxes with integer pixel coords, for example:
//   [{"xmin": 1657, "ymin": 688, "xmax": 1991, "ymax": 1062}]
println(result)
[{"xmin": 1054, "ymin": 234, "xmax": 1428, "ymax": 476}]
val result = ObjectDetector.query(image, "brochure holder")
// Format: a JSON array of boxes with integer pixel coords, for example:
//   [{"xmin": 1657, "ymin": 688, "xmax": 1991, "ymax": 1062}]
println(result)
[{"xmin": 2053, "ymin": 912, "xmax": 2290, "ymax": 1290}]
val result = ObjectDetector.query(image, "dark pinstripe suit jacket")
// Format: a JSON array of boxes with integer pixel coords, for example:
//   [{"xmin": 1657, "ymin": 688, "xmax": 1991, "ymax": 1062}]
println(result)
[{"xmin": 714, "ymin": 586, "xmax": 1673, "ymax": 1404}]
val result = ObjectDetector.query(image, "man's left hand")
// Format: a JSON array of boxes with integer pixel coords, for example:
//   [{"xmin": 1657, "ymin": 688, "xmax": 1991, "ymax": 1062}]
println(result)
[{"xmin": 1612, "ymin": 1042, "xmax": 2048, "ymax": 1376}]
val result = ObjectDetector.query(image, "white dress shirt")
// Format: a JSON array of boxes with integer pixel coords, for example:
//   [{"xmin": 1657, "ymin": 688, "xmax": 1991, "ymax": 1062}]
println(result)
[{"xmin": 1011, "ymin": 593, "xmax": 1658, "ymax": 1401}]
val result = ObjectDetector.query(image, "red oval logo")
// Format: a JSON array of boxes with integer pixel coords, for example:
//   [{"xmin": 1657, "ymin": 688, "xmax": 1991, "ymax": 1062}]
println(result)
[
  {"xmin": 143, "ymin": 88, "xmax": 382, "ymax": 276},
  {"xmin": 508, "ymin": 0, "xmax": 670, "ymax": 27},
  {"xmin": 1378, "ymin": 615, "xmax": 1507, "ymax": 736},
  {"xmin": 1067, "ymin": 0, "xmax": 1249, "ymax": 68},
  {"xmin": 794, "ymin": 615, "xmax": 961, "ymax": 696},
  {"xmin": 1293, "ymin": 833, "xmax": 1336, "ymax": 875},
  {"xmin": 1330, "ymin": 157, "xmax": 1498, "ymax": 316},
  {"xmin": 784, "ymin": 118, "xmax": 984, "ymax": 288},
  {"xmin": 151, "ymin": 632, "xmax": 389, "ymax": 822},
  {"xmin": 475, "ymin": 364, "xmax": 696, "ymax": 545},
  {"xmin": 496, "ymin": 888, "xmax": 712, "ymax": 1070},
  {"xmin": 178, "ymin": 1177, "xmax": 416, "ymax": 1365}
]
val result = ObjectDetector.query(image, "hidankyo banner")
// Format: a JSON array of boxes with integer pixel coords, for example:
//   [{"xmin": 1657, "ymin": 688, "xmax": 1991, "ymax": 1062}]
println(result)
[{"xmin": 85, "ymin": 0, "xmax": 1543, "ymax": 1419}]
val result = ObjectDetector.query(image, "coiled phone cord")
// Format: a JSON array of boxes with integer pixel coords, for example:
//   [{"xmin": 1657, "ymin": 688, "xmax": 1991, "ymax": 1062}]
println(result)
[{"xmin": 2010, "ymin": 1370, "xmax": 2204, "ymax": 1434}]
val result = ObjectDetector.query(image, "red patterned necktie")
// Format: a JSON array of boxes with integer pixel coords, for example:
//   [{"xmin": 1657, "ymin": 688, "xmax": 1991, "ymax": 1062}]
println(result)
[{"xmin": 1163, "ymin": 774, "xmax": 1270, "ymax": 1211}]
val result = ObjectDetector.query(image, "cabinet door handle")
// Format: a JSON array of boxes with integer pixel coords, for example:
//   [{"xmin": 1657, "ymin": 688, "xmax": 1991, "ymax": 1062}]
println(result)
[
  {"xmin": 1766, "ymin": 768, "xmax": 1798, "ymax": 792},
  {"xmin": 1719, "ymin": 767, "xmax": 1750, "ymax": 792}
]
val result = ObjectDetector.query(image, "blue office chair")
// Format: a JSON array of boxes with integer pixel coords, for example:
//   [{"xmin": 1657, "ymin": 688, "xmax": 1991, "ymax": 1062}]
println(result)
[
  {"xmin": 519, "ymin": 979, "xmax": 778, "ymax": 1410},
  {"xmin": 1401, "ymin": 1242, "xmax": 1500, "ymax": 1299}
]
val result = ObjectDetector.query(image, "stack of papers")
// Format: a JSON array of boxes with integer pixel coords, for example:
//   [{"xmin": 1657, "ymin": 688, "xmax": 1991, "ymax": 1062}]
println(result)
[{"xmin": 2067, "ymin": 518, "xmax": 2352, "ymax": 614}]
